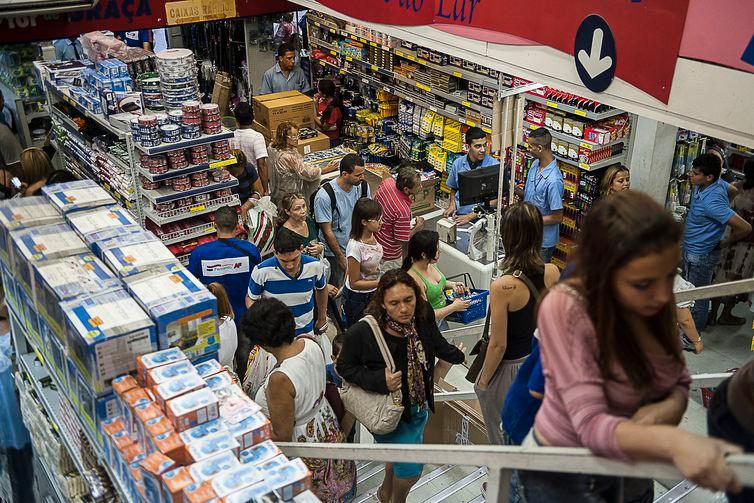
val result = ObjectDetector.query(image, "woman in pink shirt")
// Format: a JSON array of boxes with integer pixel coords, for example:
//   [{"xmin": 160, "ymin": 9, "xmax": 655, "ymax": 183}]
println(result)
[{"xmin": 520, "ymin": 191, "xmax": 742, "ymax": 501}]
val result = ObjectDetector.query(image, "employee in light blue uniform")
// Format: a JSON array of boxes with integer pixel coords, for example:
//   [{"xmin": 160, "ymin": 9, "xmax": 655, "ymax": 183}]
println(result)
[
  {"xmin": 522, "ymin": 127, "xmax": 563, "ymax": 263},
  {"xmin": 259, "ymin": 42, "xmax": 311, "ymax": 95}
]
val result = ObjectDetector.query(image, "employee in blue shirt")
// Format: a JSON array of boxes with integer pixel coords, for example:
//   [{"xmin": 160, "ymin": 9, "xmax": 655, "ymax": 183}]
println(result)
[
  {"xmin": 521, "ymin": 127, "xmax": 563, "ymax": 263},
  {"xmin": 259, "ymin": 42, "xmax": 311, "ymax": 95},
  {"xmin": 682, "ymin": 153, "xmax": 751, "ymax": 331},
  {"xmin": 444, "ymin": 127, "xmax": 498, "ymax": 225},
  {"xmin": 188, "ymin": 206, "xmax": 262, "ymax": 326}
]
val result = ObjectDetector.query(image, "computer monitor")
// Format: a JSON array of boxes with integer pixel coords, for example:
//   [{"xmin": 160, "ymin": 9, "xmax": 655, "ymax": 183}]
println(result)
[{"xmin": 458, "ymin": 164, "xmax": 507, "ymax": 206}]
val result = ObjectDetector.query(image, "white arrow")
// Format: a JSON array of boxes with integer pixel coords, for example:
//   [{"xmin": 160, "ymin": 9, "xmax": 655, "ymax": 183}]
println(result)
[{"xmin": 577, "ymin": 28, "xmax": 613, "ymax": 79}]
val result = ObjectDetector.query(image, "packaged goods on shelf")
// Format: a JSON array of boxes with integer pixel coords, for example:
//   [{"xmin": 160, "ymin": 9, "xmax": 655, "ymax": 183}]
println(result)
[
  {"xmin": 38, "ymin": 60, "xmax": 94, "ymax": 86},
  {"xmin": 65, "ymin": 205, "xmax": 140, "ymax": 242},
  {"xmin": 0, "ymin": 197, "xmax": 65, "ymax": 262},
  {"xmin": 42, "ymin": 179, "xmax": 116, "ymax": 214},
  {"xmin": 100, "ymin": 230, "xmax": 181, "ymax": 278},
  {"xmin": 252, "ymin": 90, "xmax": 315, "ymax": 133},
  {"xmin": 155, "ymin": 49, "xmax": 200, "ymax": 111}
]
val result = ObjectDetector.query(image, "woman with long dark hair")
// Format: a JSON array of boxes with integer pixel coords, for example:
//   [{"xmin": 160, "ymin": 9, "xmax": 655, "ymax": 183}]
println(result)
[
  {"xmin": 337, "ymin": 270, "xmax": 466, "ymax": 503},
  {"xmin": 520, "ymin": 191, "xmax": 742, "ymax": 501},
  {"xmin": 277, "ymin": 192, "xmax": 324, "ymax": 257},
  {"xmin": 314, "ymin": 79, "xmax": 343, "ymax": 143}
]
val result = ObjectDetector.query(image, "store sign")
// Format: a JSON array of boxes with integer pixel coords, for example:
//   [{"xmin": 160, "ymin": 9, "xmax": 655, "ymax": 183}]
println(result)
[
  {"xmin": 0, "ymin": 0, "xmax": 293, "ymax": 43},
  {"xmin": 317, "ymin": 0, "xmax": 690, "ymax": 103}
]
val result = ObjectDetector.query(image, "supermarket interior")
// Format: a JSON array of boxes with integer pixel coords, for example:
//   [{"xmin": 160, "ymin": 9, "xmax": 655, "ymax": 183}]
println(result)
[{"xmin": 0, "ymin": 1, "xmax": 753, "ymax": 502}]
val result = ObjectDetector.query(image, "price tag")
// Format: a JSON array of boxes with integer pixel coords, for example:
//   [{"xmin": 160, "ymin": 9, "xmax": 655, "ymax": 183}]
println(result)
[
  {"xmin": 339, "ymin": 70, "xmax": 346, "ymax": 75},
  {"xmin": 579, "ymin": 163, "xmax": 590, "ymax": 170},
  {"xmin": 346, "ymin": 56, "xmax": 353, "ymax": 62},
  {"xmin": 190, "ymin": 204, "xmax": 206, "ymax": 212},
  {"xmin": 103, "ymin": 182, "xmax": 111, "ymax": 190},
  {"xmin": 416, "ymin": 83, "xmax": 430, "ymax": 92},
  {"xmin": 529, "ymin": 124, "xmax": 539, "ymax": 130},
  {"xmin": 350, "ymin": 34, "xmax": 357, "ymax": 40},
  {"xmin": 330, "ymin": 50, "xmax": 337, "ymax": 56},
  {"xmin": 546, "ymin": 101, "xmax": 558, "ymax": 109},
  {"xmin": 314, "ymin": 21, "xmax": 321, "ymax": 27},
  {"xmin": 465, "ymin": 119, "xmax": 476, "ymax": 126},
  {"xmin": 395, "ymin": 50, "xmax": 404, "ymax": 57},
  {"xmin": 362, "ymin": 78, "xmax": 369, "ymax": 84},
  {"xmin": 430, "ymin": 106, "xmax": 438, "ymax": 112},
  {"xmin": 453, "ymin": 71, "xmax": 463, "ymax": 78},
  {"xmin": 371, "ymin": 65, "xmax": 379, "ymax": 71},
  {"xmin": 369, "ymin": 41, "xmax": 376, "ymax": 47},
  {"xmin": 461, "ymin": 100, "xmax": 471, "ymax": 108},
  {"xmin": 383, "ymin": 86, "xmax": 391, "ymax": 92},
  {"xmin": 407, "ymin": 55, "xmax": 416, "ymax": 61},
  {"xmin": 417, "ymin": 59, "xmax": 427, "ymax": 65},
  {"xmin": 573, "ymin": 109, "xmax": 587, "ymax": 117},
  {"xmin": 482, "ymin": 127, "xmax": 492, "ymax": 134},
  {"xmin": 328, "ymin": 28, "xmax": 335, "ymax": 33},
  {"xmin": 579, "ymin": 141, "xmax": 593, "ymax": 150}
]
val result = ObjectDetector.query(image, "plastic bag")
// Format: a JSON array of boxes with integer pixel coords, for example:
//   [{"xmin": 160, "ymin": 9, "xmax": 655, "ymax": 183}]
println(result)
[{"xmin": 246, "ymin": 196, "xmax": 277, "ymax": 257}]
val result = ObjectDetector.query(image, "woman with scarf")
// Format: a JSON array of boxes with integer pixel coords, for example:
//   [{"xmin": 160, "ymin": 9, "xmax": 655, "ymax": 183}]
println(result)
[{"xmin": 337, "ymin": 269, "xmax": 466, "ymax": 503}]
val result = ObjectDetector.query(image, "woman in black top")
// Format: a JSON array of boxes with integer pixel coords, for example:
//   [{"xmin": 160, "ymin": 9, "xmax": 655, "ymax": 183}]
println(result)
[
  {"xmin": 474, "ymin": 203, "xmax": 560, "ymax": 445},
  {"xmin": 337, "ymin": 269, "xmax": 465, "ymax": 503}
]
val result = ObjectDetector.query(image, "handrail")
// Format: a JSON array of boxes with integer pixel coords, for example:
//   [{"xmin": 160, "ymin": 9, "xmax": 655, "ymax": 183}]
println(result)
[{"xmin": 675, "ymin": 277, "xmax": 754, "ymax": 303}]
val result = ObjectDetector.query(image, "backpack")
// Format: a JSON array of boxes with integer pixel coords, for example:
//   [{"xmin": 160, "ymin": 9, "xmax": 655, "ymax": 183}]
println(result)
[{"xmin": 310, "ymin": 179, "xmax": 368, "ymax": 231}]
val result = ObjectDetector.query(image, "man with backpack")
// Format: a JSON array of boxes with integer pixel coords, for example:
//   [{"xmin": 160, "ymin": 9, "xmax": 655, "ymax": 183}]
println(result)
[{"xmin": 313, "ymin": 153, "xmax": 370, "ymax": 287}]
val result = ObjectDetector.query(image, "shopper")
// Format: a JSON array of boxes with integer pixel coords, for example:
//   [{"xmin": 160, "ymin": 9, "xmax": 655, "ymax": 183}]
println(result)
[
  {"xmin": 681, "ymin": 153, "xmax": 751, "ymax": 331},
  {"xmin": 337, "ymin": 269, "xmax": 466, "ymax": 503},
  {"xmin": 17, "ymin": 148, "xmax": 55, "ymax": 196},
  {"xmin": 708, "ymin": 143, "xmax": 739, "ymax": 201},
  {"xmin": 246, "ymin": 228, "xmax": 328, "ymax": 339},
  {"xmin": 273, "ymin": 13, "xmax": 297, "ymax": 46},
  {"xmin": 600, "ymin": 165, "xmax": 630, "ymax": 197},
  {"xmin": 443, "ymin": 127, "xmax": 498, "ymax": 225},
  {"xmin": 243, "ymin": 298, "xmax": 356, "ymax": 502},
  {"xmin": 474, "ymin": 203, "xmax": 560, "ymax": 445},
  {"xmin": 374, "ymin": 164, "xmax": 425, "ymax": 271},
  {"xmin": 707, "ymin": 359, "xmax": 754, "ymax": 503},
  {"xmin": 674, "ymin": 273, "xmax": 704, "ymax": 354},
  {"xmin": 117, "ymin": 30, "xmax": 152, "ymax": 50},
  {"xmin": 259, "ymin": 42, "xmax": 311, "ymax": 95},
  {"xmin": 521, "ymin": 127, "xmax": 564, "ymax": 263},
  {"xmin": 229, "ymin": 149, "xmax": 264, "ymax": 217},
  {"xmin": 519, "ymin": 191, "xmax": 742, "ymax": 501},
  {"xmin": 187, "ymin": 206, "xmax": 261, "ymax": 327},
  {"xmin": 709, "ymin": 158, "xmax": 754, "ymax": 327},
  {"xmin": 52, "ymin": 38, "xmax": 83, "ymax": 61},
  {"xmin": 402, "ymin": 230, "xmax": 469, "ymax": 329},
  {"xmin": 343, "ymin": 198, "xmax": 384, "ymax": 327},
  {"xmin": 313, "ymin": 153, "xmax": 370, "ymax": 287},
  {"xmin": 206, "ymin": 283, "xmax": 238, "ymax": 368},
  {"xmin": 267, "ymin": 121, "xmax": 321, "ymax": 208},
  {"xmin": 277, "ymin": 192, "xmax": 324, "ymax": 256},
  {"xmin": 313, "ymin": 79, "xmax": 343, "ymax": 143},
  {"xmin": 0, "ymin": 119, "xmax": 21, "ymax": 172},
  {"xmin": 231, "ymin": 102, "xmax": 269, "ymax": 193}
]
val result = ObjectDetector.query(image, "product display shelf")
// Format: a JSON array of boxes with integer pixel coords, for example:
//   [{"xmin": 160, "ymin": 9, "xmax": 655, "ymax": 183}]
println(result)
[
  {"xmin": 138, "ymin": 156, "xmax": 237, "ymax": 182},
  {"xmin": 160, "ymin": 220, "xmax": 216, "ymax": 245},
  {"xmin": 143, "ymin": 193, "xmax": 241, "ymax": 226},
  {"xmin": 34, "ymin": 444, "xmax": 69, "ymax": 503},
  {"xmin": 176, "ymin": 252, "xmax": 190, "ymax": 266},
  {"xmin": 9, "ymin": 308, "xmax": 132, "ymax": 503},
  {"xmin": 141, "ymin": 178, "xmax": 238, "ymax": 205},
  {"xmin": 43, "ymin": 80, "xmax": 126, "ymax": 139},
  {"xmin": 314, "ymin": 58, "xmax": 342, "ymax": 72},
  {"xmin": 308, "ymin": 16, "xmax": 499, "ymax": 87},
  {"xmin": 348, "ymin": 69, "xmax": 493, "ymax": 133},
  {"xmin": 134, "ymin": 130, "xmax": 235, "ymax": 155},
  {"xmin": 309, "ymin": 36, "xmax": 340, "ymax": 54},
  {"xmin": 523, "ymin": 120, "xmax": 628, "ymax": 150},
  {"xmin": 525, "ymin": 94, "xmax": 624, "ymax": 122},
  {"xmin": 521, "ymin": 140, "xmax": 627, "ymax": 172}
]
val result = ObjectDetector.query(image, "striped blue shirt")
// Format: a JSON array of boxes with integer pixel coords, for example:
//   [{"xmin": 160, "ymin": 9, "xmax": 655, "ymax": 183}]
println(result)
[{"xmin": 247, "ymin": 254, "xmax": 326, "ymax": 335}]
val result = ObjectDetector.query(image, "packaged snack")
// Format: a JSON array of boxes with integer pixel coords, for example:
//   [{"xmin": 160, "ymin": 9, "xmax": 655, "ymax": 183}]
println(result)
[
  {"xmin": 147, "ymin": 360, "xmax": 198, "ymax": 388},
  {"xmin": 166, "ymin": 387, "xmax": 219, "ymax": 432},
  {"xmin": 154, "ymin": 373, "xmax": 206, "ymax": 408},
  {"xmin": 178, "ymin": 418, "xmax": 227, "ymax": 445},
  {"xmin": 188, "ymin": 450, "xmax": 240, "ymax": 483},
  {"xmin": 138, "ymin": 452, "xmax": 176, "ymax": 503},
  {"xmin": 239, "ymin": 440, "xmax": 282, "ymax": 466},
  {"xmin": 186, "ymin": 430, "xmax": 240, "ymax": 463},
  {"xmin": 136, "ymin": 347, "xmax": 187, "ymax": 386},
  {"xmin": 228, "ymin": 412, "xmax": 271, "ymax": 451}
]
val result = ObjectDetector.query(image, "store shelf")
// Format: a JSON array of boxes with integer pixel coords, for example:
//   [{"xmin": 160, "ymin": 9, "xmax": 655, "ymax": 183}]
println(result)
[
  {"xmin": 176, "ymin": 253, "xmax": 191, "ymax": 266},
  {"xmin": 525, "ymin": 94, "xmax": 624, "ymax": 121},
  {"xmin": 523, "ymin": 120, "xmax": 628, "ymax": 150},
  {"xmin": 141, "ymin": 178, "xmax": 238, "ymax": 205},
  {"xmin": 314, "ymin": 58, "xmax": 341, "ymax": 71},
  {"xmin": 134, "ymin": 130, "xmax": 234, "ymax": 155},
  {"xmin": 555, "ymin": 151, "xmax": 626, "ymax": 172},
  {"xmin": 138, "ymin": 157, "xmax": 237, "ymax": 182},
  {"xmin": 44, "ymin": 82, "xmax": 126, "ymax": 139},
  {"xmin": 144, "ymin": 194, "xmax": 241, "ymax": 225},
  {"xmin": 309, "ymin": 37, "xmax": 340, "ymax": 54},
  {"xmin": 160, "ymin": 221, "xmax": 216, "ymax": 245},
  {"xmin": 499, "ymin": 82, "xmax": 545, "ymax": 99}
]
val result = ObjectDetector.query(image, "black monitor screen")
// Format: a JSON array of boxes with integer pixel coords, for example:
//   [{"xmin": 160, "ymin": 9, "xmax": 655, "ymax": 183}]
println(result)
[{"xmin": 458, "ymin": 164, "xmax": 507, "ymax": 206}]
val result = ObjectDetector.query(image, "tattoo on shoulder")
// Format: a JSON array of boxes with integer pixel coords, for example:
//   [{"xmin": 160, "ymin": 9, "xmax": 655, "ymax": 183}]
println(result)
[{"xmin": 500, "ymin": 284, "xmax": 516, "ymax": 291}]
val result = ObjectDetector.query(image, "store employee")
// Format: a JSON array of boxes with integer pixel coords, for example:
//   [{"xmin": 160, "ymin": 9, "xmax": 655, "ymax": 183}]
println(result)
[
  {"xmin": 444, "ymin": 127, "xmax": 498, "ymax": 225},
  {"xmin": 522, "ymin": 127, "xmax": 563, "ymax": 263},
  {"xmin": 259, "ymin": 42, "xmax": 311, "ymax": 95}
]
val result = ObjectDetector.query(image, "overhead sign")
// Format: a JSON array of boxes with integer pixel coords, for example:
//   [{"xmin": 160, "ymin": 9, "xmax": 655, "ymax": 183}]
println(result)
[
  {"xmin": 574, "ymin": 15, "xmax": 616, "ymax": 94},
  {"xmin": 165, "ymin": 0, "xmax": 237, "ymax": 25}
]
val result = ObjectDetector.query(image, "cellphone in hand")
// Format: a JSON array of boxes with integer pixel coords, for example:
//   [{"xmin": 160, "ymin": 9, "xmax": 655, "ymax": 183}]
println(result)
[{"xmin": 11, "ymin": 177, "xmax": 22, "ymax": 189}]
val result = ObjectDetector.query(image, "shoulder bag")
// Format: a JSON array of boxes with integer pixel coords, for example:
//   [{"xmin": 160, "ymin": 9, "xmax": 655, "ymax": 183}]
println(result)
[
  {"xmin": 339, "ymin": 315, "xmax": 404, "ymax": 435},
  {"xmin": 465, "ymin": 270, "xmax": 543, "ymax": 383}
]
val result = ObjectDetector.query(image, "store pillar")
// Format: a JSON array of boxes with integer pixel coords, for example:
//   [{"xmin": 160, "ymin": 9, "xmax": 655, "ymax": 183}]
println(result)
[{"xmin": 626, "ymin": 116, "xmax": 678, "ymax": 203}]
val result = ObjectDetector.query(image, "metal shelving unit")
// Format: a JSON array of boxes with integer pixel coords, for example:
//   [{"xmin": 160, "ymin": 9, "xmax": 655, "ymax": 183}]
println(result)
[
  {"xmin": 524, "ymin": 94, "xmax": 624, "ymax": 122},
  {"xmin": 141, "ymin": 179, "xmax": 238, "ymax": 205},
  {"xmin": 523, "ymin": 120, "xmax": 629, "ymax": 151},
  {"xmin": 143, "ymin": 194, "xmax": 241, "ymax": 226},
  {"xmin": 160, "ymin": 220, "xmax": 217, "ymax": 245},
  {"xmin": 134, "ymin": 130, "xmax": 234, "ymax": 155},
  {"xmin": 138, "ymin": 157, "xmax": 236, "ymax": 182}
]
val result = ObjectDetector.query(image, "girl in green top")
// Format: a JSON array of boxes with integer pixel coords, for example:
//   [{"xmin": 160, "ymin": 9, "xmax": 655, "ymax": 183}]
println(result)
[
  {"xmin": 402, "ymin": 230, "xmax": 469, "ymax": 329},
  {"xmin": 277, "ymin": 192, "xmax": 325, "ymax": 257}
]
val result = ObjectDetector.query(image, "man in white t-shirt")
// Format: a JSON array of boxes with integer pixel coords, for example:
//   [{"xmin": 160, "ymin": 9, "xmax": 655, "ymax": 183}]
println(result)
[{"xmin": 231, "ymin": 102, "xmax": 269, "ymax": 194}]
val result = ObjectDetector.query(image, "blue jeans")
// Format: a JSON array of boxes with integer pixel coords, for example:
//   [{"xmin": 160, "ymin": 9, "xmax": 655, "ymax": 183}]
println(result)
[
  {"xmin": 342, "ymin": 288, "xmax": 373, "ymax": 329},
  {"xmin": 541, "ymin": 246, "xmax": 555, "ymax": 263},
  {"xmin": 682, "ymin": 248, "xmax": 721, "ymax": 331}
]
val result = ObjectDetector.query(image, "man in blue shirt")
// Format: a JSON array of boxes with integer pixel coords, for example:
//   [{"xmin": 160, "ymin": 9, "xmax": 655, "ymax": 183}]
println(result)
[
  {"xmin": 521, "ymin": 127, "xmax": 563, "ymax": 263},
  {"xmin": 444, "ymin": 127, "xmax": 498, "ymax": 225},
  {"xmin": 188, "ymin": 206, "xmax": 261, "ymax": 325},
  {"xmin": 682, "ymin": 153, "xmax": 751, "ymax": 330},
  {"xmin": 259, "ymin": 43, "xmax": 311, "ymax": 95},
  {"xmin": 314, "ymin": 153, "xmax": 370, "ymax": 287}
]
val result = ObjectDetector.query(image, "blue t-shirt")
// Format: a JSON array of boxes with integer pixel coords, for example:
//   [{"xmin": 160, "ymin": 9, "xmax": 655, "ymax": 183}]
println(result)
[
  {"xmin": 247, "ymin": 254, "xmax": 326, "ymax": 336},
  {"xmin": 326, "ymin": 363, "xmax": 343, "ymax": 387},
  {"xmin": 187, "ymin": 238, "xmax": 261, "ymax": 324},
  {"xmin": 314, "ymin": 179, "xmax": 371, "ymax": 256},
  {"xmin": 445, "ymin": 154, "xmax": 498, "ymax": 215},
  {"xmin": 683, "ymin": 182, "xmax": 735, "ymax": 255},
  {"xmin": 501, "ymin": 338, "xmax": 545, "ymax": 445},
  {"xmin": 523, "ymin": 159, "xmax": 564, "ymax": 249}
]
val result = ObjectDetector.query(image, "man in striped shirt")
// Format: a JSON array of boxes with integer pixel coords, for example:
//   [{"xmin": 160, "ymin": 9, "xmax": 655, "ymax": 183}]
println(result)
[
  {"xmin": 246, "ymin": 228, "xmax": 328, "ymax": 338},
  {"xmin": 374, "ymin": 164, "xmax": 425, "ymax": 272}
]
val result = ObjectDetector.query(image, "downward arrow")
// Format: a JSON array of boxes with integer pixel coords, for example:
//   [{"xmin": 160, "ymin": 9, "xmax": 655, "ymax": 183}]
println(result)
[{"xmin": 577, "ymin": 28, "xmax": 613, "ymax": 78}]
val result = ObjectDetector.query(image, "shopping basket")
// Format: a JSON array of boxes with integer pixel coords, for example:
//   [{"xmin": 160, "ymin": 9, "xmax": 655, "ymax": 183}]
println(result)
[{"xmin": 444, "ymin": 273, "xmax": 489, "ymax": 324}]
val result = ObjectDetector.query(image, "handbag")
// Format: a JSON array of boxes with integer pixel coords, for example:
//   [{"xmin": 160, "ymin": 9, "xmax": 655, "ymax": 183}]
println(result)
[
  {"xmin": 339, "ymin": 315, "xmax": 405, "ymax": 435},
  {"xmin": 465, "ymin": 270, "xmax": 544, "ymax": 383}
]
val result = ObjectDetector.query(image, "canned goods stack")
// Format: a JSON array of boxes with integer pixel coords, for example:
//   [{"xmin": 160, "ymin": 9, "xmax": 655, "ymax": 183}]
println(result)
[
  {"xmin": 154, "ymin": 49, "xmax": 200, "ymax": 110},
  {"xmin": 181, "ymin": 101, "xmax": 202, "ymax": 139},
  {"xmin": 189, "ymin": 145, "xmax": 210, "ymax": 165},
  {"xmin": 172, "ymin": 175, "xmax": 192, "ymax": 192},
  {"xmin": 212, "ymin": 169, "xmax": 231, "ymax": 183},
  {"xmin": 138, "ymin": 73, "xmax": 163, "ymax": 110},
  {"xmin": 160, "ymin": 124, "xmax": 181, "ymax": 143},
  {"xmin": 175, "ymin": 197, "xmax": 194, "ymax": 208},
  {"xmin": 130, "ymin": 118, "xmax": 141, "ymax": 142},
  {"xmin": 138, "ymin": 115, "xmax": 161, "ymax": 147},
  {"xmin": 167, "ymin": 150, "xmax": 189, "ymax": 170},
  {"xmin": 194, "ymin": 193, "xmax": 211, "ymax": 204},
  {"xmin": 201, "ymin": 104, "xmax": 222, "ymax": 134},
  {"xmin": 211, "ymin": 140, "xmax": 231, "ymax": 160},
  {"xmin": 141, "ymin": 176, "xmax": 162, "ymax": 190},
  {"xmin": 214, "ymin": 188, "xmax": 233, "ymax": 198},
  {"xmin": 153, "ymin": 201, "xmax": 175, "ymax": 212},
  {"xmin": 191, "ymin": 171, "xmax": 210, "ymax": 188},
  {"xmin": 140, "ymin": 153, "xmax": 169, "ymax": 174}
]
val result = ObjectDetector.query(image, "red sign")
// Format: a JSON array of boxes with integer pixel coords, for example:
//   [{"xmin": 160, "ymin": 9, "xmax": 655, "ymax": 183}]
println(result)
[
  {"xmin": 317, "ymin": 0, "xmax": 690, "ymax": 103},
  {"xmin": 0, "ymin": 0, "xmax": 294, "ymax": 44}
]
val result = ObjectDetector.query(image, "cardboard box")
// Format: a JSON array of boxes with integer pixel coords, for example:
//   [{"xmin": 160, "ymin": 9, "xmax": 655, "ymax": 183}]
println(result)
[
  {"xmin": 183, "ymin": 481, "xmax": 218, "ymax": 503},
  {"xmin": 41, "ymin": 179, "xmax": 115, "ymax": 214},
  {"xmin": 65, "ymin": 205, "xmax": 139, "ymax": 242},
  {"xmin": 161, "ymin": 466, "xmax": 195, "ymax": 503},
  {"xmin": 147, "ymin": 360, "xmax": 199, "ymax": 389},
  {"xmin": 211, "ymin": 71, "xmax": 232, "ymax": 118},
  {"xmin": 252, "ymin": 91, "xmax": 314, "ymax": 133},
  {"xmin": 125, "ymin": 264, "xmax": 219, "ymax": 360},
  {"xmin": 179, "ymin": 418, "xmax": 227, "ymax": 445},
  {"xmin": 166, "ymin": 387, "xmax": 219, "ymax": 432},
  {"xmin": 239, "ymin": 439, "xmax": 281, "ymax": 466},
  {"xmin": 139, "ymin": 452, "xmax": 176, "ymax": 503},
  {"xmin": 186, "ymin": 430, "xmax": 240, "ymax": 463},
  {"xmin": 210, "ymin": 463, "xmax": 264, "ymax": 498},
  {"xmin": 188, "ymin": 450, "xmax": 240, "ymax": 483},
  {"xmin": 265, "ymin": 458, "xmax": 312, "ymax": 500},
  {"xmin": 227, "ymin": 411, "xmax": 271, "ymax": 451},
  {"xmin": 153, "ymin": 373, "xmax": 206, "ymax": 409},
  {"xmin": 101, "ymin": 231, "xmax": 180, "ymax": 278},
  {"xmin": 223, "ymin": 482, "xmax": 274, "ymax": 503},
  {"xmin": 62, "ymin": 289, "xmax": 158, "ymax": 395},
  {"xmin": 364, "ymin": 166, "xmax": 392, "ymax": 196},
  {"xmin": 0, "ymin": 196, "xmax": 64, "ymax": 264},
  {"xmin": 410, "ymin": 176, "xmax": 437, "ymax": 213},
  {"xmin": 194, "ymin": 359, "xmax": 223, "ymax": 378},
  {"xmin": 136, "ymin": 347, "xmax": 187, "ymax": 386},
  {"xmin": 297, "ymin": 130, "xmax": 329, "ymax": 155}
]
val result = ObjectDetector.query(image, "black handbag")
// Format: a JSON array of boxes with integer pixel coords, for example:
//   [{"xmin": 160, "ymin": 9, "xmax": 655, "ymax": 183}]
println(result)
[{"xmin": 465, "ymin": 270, "xmax": 543, "ymax": 383}]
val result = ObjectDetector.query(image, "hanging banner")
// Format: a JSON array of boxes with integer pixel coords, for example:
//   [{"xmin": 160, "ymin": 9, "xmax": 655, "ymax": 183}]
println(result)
[{"xmin": 0, "ymin": 0, "xmax": 293, "ymax": 44}]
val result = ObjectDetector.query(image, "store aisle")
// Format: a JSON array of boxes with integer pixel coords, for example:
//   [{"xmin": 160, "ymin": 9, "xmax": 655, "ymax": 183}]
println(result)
[{"xmin": 248, "ymin": 44, "xmax": 276, "ymax": 95}]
